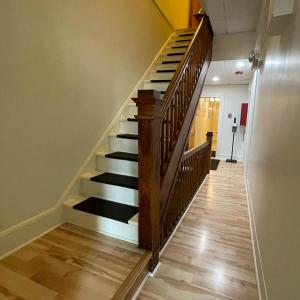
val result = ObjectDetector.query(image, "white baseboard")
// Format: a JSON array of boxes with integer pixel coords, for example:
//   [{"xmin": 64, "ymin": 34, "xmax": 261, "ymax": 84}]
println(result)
[
  {"xmin": 245, "ymin": 174, "xmax": 268, "ymax": 300},
  {"xmin": 0, "ymin": 33, "xmax": 176, "ymax": 259},
  {"xmin": 0, "ymin": 206, "xmax": 64, "ymax": 259}
]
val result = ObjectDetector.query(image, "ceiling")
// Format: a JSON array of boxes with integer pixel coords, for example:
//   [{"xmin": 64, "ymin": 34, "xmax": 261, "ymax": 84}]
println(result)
[
  {"xmin": 201, "ymin": 0, "xmax": 261, "ymax": 35},
  {"xmin": 204, "ymin": 59, "xmax": 252, "ymax": 85}
]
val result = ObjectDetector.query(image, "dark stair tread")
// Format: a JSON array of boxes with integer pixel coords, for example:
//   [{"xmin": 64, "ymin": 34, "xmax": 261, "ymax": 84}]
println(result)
[
  {"xmin": 105, "ymin": 151, "xmax": 138, "ymax": 162},
  {"xmin": 167, "ymin": 52, "xmax": 185, "ymax": 56},
  {"xmin": 174, "ymin": 39, "xmax": 192, "ymax": 42},
  {"xmin": 73, "ymin": 197, "xmax": 138, "ymax": 224},
  {"xmin": 162, "ymin": 60, "xmax": 181, "ymax": 64},
  {"xmin": 116, "ymin": 134, "xmax": 138, "ymax": 140},
  {"xmin": 157, "ymin": 69, "xmax": 177, "ymax": 73},
  {"xmin": 127, "ymin": 118, "xmax": 138, "ymax": 122},
  {"xmin": 171, "ymin": 45, "xmax": 188, "ymax": 49},
  {"xmin": 150, "ymin": 79, "xmax": 171, "ymax": 83},
  {"xmin": 178, "ymin": 33, "xmax": 194, "ymax": 37},
  {"xmin": 91, "ymin": 172, "xmax": 138, "ymax": 189}
]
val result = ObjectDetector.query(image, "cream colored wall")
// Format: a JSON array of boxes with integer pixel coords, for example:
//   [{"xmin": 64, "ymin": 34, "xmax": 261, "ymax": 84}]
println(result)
[
  {"xmin": 245, "ymin": 0, "xmax": 300, "ymax": 299},
  {"xmin": 154, "ymin": 0, "xmax": 190, "ymax": 29},
  {"xmin": 0, "ymin": 0, "xmax": 172, "ymax": 232}
]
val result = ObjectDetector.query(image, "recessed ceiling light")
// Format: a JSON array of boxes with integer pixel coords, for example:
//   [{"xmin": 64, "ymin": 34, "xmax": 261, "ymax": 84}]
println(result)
[
  {"xmin": 210, "ymin": 97, "xmax": 215, "ymax": 102},
  {"xmin": 237, "ymin": 62, "xmax": 245, "ymax": 67},
  {"xmin": 212, "ymin": 76, "xmax": 219, "ymax": 82},
  {"xmin": 215, "ymin": 98, "xmax": 220, "ymax": 102}
]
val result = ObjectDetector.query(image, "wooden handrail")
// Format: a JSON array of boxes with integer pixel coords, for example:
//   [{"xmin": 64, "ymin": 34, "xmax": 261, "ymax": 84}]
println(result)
[
  {"xmin": 133, "ymin": 15, "xmax": 213, "ymax": 271},
  {"xmin": 159, "ymin": 16, "xmax": 213, "ymax": 179},
  {"xmin": 161, "ymin": 17, "xmax": 205, "ymax": 113},
  {"xmin": 183, "ymin": 141, "xmax": 209, "ymax": 160},
  {"xmin": 184, "ymin": 132, "xmax": 213, "ymax": 160},
  {"xmin": 160, "ymin": 132, "xmax": 213, "ymax": 247}
]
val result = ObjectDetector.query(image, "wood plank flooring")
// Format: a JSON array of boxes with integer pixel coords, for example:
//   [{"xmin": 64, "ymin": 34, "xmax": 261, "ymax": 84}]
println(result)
[
  {"xmin": 0, "ymin": 223, "xmax": 144, "ymax": 300},
  {"xmin": 138, "ymin": 161, "xmax": 258, "ymax": 300}
]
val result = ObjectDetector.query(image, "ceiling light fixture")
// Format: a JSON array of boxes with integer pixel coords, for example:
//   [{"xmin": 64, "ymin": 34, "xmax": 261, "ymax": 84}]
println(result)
[
  {"xmin": 215, "ymin": 98, "xmax": 220, "ymax": 102},
  {"xmin": 210, "ymin": 97, "xmax": 215, "ymax": 102},
  {"xmin": 212, "ymin": 76, "xmax": 219, "ymax": 82},
  {"xmin": 237, "ymin": 62, "xmax": 245, "ymax": 67}
]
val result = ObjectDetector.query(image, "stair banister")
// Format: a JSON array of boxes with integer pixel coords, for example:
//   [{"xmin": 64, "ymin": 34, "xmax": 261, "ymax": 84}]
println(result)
[
  {"xmin": 133, "ymin": 15, "xmax": 213, "ymax": 271},
  {"xmin": 133, "ymin": 90, "xmax": 162, "ymax": 271}
]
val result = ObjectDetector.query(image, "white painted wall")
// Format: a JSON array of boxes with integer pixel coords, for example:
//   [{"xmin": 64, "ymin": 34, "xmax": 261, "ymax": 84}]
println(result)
[
  {"xmin": 0, "ymin": 1, "xmax": 171, "ymax": 237},
  {"xmin": 201, "ymin": 85, "xmax": 249, "ymax": 161},
  {"xmin": 244, "ymin": 0, "xmax": 300, "ymax": 299}
]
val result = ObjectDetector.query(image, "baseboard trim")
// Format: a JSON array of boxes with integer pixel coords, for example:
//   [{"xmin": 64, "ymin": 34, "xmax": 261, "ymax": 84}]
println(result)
[
  {"xmin": 0, "ymin": 207, "xmax": 64, "ymax": 259},
  {"xmin": 112, "ymin": 250, "xmax": 152, "ymax": 300},
  {"xmin": 244, "ymin": 174, "xmax": 268, "ymax": 300},
  {"xmin": 0, "ymin": 32, "xmax": 176, "ymax": 259}
]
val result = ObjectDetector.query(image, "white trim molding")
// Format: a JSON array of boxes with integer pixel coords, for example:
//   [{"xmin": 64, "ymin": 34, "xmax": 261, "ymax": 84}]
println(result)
[
  {"xmin": 0, "ymin": 207, "xmax": 64, "ymax": 259},
  {"xmin": 0, "ymin": 32, "xmax": 175, "ymax": 259},
  {"xmin": 245, "ymin": 174, "xmax": 269, "ymax": 300}
]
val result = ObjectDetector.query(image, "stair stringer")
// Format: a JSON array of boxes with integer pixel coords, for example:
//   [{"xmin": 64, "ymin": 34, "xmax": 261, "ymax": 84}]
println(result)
[{"xmin": 61, "ymin": 28, "xmax": 197, "ymax": 244}]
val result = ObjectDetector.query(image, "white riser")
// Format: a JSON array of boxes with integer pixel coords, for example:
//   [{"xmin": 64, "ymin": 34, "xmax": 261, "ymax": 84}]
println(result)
[
  {"xmin": 64, "ymin": 200, "xmax": 138, "ymax": 244},
  {"xmin": 172, "ymin": 36, "xmax": 193, "ymax": 42},
  {"xmin": 96, "ymin": 153, "xmax": 138, "ymax": 177},
  {"xmin": 80, "ymin": 174, "xmax": 138, "ymax": 207},
  {"xmin": 109, "ymin": 135, "xmax": 138, "ymax": 154},
  {"xmin": 161, "ymin": 54, "xmax": 183, "ymax": 62},
  {"xmin": 168, "ymin": 41, "xmax": 190, "ymax": 48},
  {"xmin": 176, "ymin": 28, "xmax": 196, "ymax": 34},
  {"xmin": 143, "ymin": 82, "xmax": 169, "ymax": 92},
  {"xmin": 120, "ymin": 120, "xmax": 138, "ymax": 134},
  {"xmin": 150, "ymin": 72, "xmax": 175, "ymax": 81},
  {"xmin": 156, "ymin": 63, "xmax": 179, "ymax": 71},
  {"xmin": 128, "ymin": 105, "xmax": 137, "ymax": 118}
]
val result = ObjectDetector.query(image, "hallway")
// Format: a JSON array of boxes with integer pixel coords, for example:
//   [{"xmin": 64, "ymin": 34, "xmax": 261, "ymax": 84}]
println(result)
[{"xmin": 138, "ymin": 162, "xmax": 258, "ymax": 300}]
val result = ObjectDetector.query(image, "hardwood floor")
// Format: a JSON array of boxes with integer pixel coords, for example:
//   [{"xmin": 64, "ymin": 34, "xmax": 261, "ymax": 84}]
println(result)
[
  {"xmin": 138, "ymin": 161, "xmax": 258, "ymax": 300},
  {"xmin": 0, "ymin": 223, "xmax": 144, "ymax": 300}
]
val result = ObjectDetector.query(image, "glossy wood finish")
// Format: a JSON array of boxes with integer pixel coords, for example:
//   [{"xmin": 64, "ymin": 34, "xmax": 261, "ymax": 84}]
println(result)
[
  {"xmin": 160, "ymin": 16, "xmax": 213, "ymax": 179},
  {"xmin": 138, "ymin": 161, "xmax": 259, "ymax": 300},
  {"xmin": 0, "ymin": 223, "xmax": 145, "ymax": 300},
  {"xmin": 112, "ymin": 251, "xmax": 152, "ymax": 300},
  {"xmin": 134, "ymin": 16, "xmax": 213, "ymax": 271},
  {"xmin": 133, "ymin": 90, "xmax": 162, "ymax": 271},
  {"xmin": 160, "ymin": 133, "xmax": 212, "ymax": 247}
]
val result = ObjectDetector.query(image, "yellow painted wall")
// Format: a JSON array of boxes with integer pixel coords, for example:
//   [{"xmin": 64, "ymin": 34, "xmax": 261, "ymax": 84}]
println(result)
[
  {"xmin": 188, "ymin": 98, "xmax": 220, "ymax": 150},
  {"xmin": 154, "ymin": 0, "xmax": 190, "ymax": 29}
]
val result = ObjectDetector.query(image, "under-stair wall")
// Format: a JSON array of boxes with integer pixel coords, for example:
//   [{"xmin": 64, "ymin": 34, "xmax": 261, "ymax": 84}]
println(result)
[{"xmin": 0, "ymin": 0, "xmax": 172, "ymax": 257}]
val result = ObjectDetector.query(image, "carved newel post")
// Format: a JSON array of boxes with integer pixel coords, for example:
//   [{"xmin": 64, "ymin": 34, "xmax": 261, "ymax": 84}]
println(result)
[{"xmin": 133, "ymin": 90, "xmax": 162, "ymax": 272}]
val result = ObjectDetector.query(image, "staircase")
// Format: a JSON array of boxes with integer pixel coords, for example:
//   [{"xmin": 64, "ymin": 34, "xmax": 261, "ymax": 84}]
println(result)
[{"xmin": 63, "ymin": 27, "xmax": 198, "ymax": 244}]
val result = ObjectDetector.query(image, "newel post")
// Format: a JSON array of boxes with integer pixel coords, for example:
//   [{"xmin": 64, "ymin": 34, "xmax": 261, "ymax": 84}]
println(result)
[
  {"xmin": 206, "ymin": 131, "xmax": 213, "ymax": 174},
  {"xmin": 133, "ymin": 90, "xmax": 162, "ymax": 272}
]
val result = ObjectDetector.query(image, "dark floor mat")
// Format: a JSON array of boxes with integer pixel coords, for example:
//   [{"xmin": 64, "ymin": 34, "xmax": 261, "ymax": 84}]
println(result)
[
  {"xmin": 210, "ymin": 159, "xmax": 220, "ymax": 171},
  {"xmin": 73, "ymin": 197, "xmax": 138, "ymax": 224}
]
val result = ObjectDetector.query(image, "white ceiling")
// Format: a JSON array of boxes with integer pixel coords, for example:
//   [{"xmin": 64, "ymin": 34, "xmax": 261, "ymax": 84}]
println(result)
[
  {"xmin": 205, "ymin": 59, "xmax": 252, "ymax": 85},
  {"xmin": 201, "ymin": 0, "xmax": 261, "ymax": 35}
]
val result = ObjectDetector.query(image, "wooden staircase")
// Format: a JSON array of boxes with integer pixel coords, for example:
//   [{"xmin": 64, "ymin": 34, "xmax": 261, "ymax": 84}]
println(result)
[{"xmin": 63, "ymin": 15, "xmax": 213, "ymax": 298}]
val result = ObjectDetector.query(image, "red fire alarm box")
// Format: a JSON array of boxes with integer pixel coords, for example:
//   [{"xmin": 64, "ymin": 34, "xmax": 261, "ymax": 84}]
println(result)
[{"xmin": 240, "ymin": 103, "xmax": 248, "ymax": 126}]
